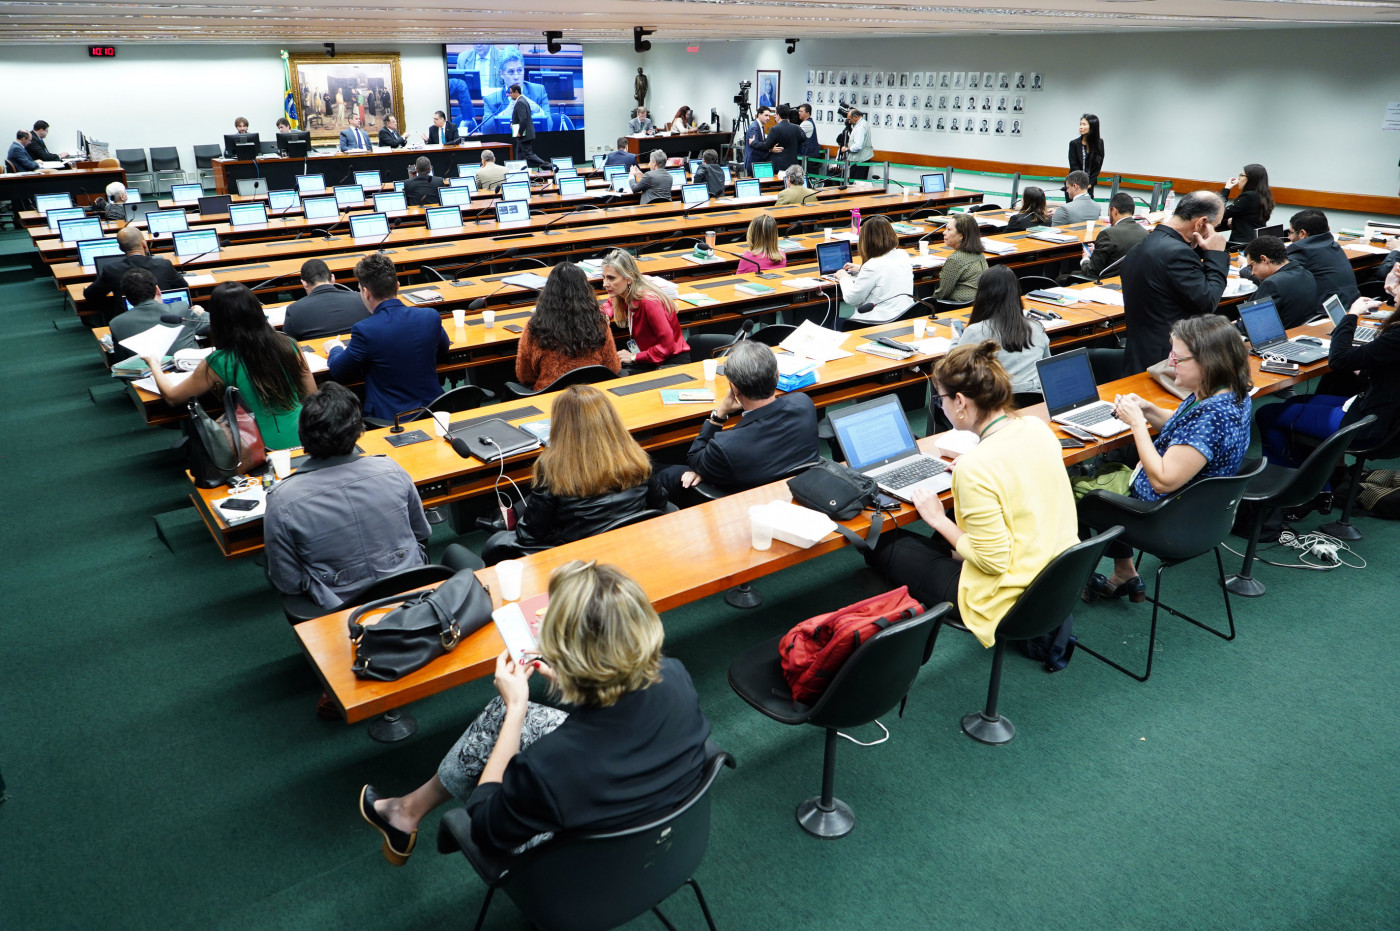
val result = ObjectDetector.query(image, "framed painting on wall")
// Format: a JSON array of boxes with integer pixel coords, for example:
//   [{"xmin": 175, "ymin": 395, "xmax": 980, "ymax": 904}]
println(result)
[
  {"xmin": 288, "ymin": 51, "xmax": 404, "ymax": 142},
  {"xmin": 757, "ymin": 70, "xmax": 781, "ymax": 108}
]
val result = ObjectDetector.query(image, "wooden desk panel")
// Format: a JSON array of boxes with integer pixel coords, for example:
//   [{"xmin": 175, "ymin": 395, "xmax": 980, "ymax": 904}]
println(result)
[{"xmin": 209, "ymin": 143, "xmax": 513, "ymax": 194}]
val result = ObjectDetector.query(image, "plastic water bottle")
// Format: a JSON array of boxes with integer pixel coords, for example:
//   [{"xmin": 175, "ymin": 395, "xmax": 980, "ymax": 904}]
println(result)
[{"xmin": 850, "ymin": 207, "xmax": 861, "ymax": 234}]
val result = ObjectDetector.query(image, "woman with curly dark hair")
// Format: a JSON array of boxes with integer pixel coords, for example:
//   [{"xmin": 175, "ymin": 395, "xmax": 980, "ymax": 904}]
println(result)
[{"xmin": 514, "ymin": 262, "xmax": 620, "ymax": 391}]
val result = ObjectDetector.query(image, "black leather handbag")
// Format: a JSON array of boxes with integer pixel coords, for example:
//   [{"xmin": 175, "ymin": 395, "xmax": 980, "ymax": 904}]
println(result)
[
  {"xmin": 347, "ymin": 569, "xmax": 494, "ymax": 682},
  {"xmin": 786, "ymin": 459, "xmax": 890, "ymax": 552}
]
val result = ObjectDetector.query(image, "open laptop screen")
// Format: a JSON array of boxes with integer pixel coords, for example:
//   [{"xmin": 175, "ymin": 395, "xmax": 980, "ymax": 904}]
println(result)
[
  {"xmin": 816, "ymin": 241, "xmax": 851, "ymax": 275},
  {"xmin": 350, "ymin": 212, "xmax": 389, "ymax": 239},
  {"xmin": 58, "ymin": 217, "xmax": 103, "ymax": 244},
  {"xmin": 1239, "ymin": 298, "xmax": 1286, "ymax": 346},
  {"xmin": 752, "ymin": 162, "xmax": 776, "ymax": 180},
  {"xmin": 504, "ymin": 160, "xmax": 527, "ymax": 172},
  {"xmin": 267, "ymin": 189, "xmax": 301, "ymax": 212},
  {"xmin": 1323, "ymin": 294, "xmax": 1347, "ymax": 327},
  {"xmin": 301, "ymin": 196, "xmax": 339, "ymax": 221},
  {"xmin": 146, "ymin": 210, "xmax": 189, "ymax": 235},
  {"xmin": 354, "ymin": 170, "xmax": 382, "ymax": 189},
  {"xmin": 495, "ymin": 200, "xmax": 530, "ymax": 224},
  {"xmin": 77, "ymin": 237, "xmax": 123, "ymax": 268},
  {"xmin": 592, "ymin": 154, "xmax": 607, "ymax": 171},
  {"xmin": 681, "ymin": 183, "xmax": 708, "ymax": 206},
  {"xmin": 558, "ymin": 177, "xmax": 586, "ymax": 197},
  {"xmin": 552, "ymin": 156, "xmax": 574, "ymax": 171},
  {"xmin": 172, "ymin": 228, "xmax": 220, "ymax": 260},
  {"xmin": 374, "ymin": 192, "xmax": 407, "ymax": 213},
  {"xmin": 170, "ymin": 183, "xmax": 203, "ymax": 203},
  {"xmin": 35, "ymin": 192, "xmax": 73, "ymax": 215},
  {"xmin": 46, "ymin": 207, "xmax": 86, "ymax": 231},
  {"xmin": 458, "ymin": 164, "xmax": 480, "ymax": 178},
  {"xmin": 228, "ymin": 202, "xmax": 268, "ymax": 226},
  {"xmin": 603, "ymin": 166, "xmax": 626, "ymax": 181},
  {"xmin": 425, "ymin": 206, "xmax": 462, "ymax": 231},
  {"xmin": 553, "ymin": 169, "xmax": 579, "ymax": 181},
  {"xmin": 504, "ymin": 171, "xmax": 530, "ymax": 186},
  {"xmin": 500, "ymin": 182, "xmax": 531, "ymax": 202},
  {"xmin": 295, "ymin": 174, "xmax": 326, "ymax": 194},
  {"xmin": 830, "ymin": 396, "xmax": 919, "ymax": 472},
  {"xmin": 1036, "ymin": 349, "xmax": 1100, "ymax": 415},
  {"xmin": 439, "ymin": 186, "xmax": 474, "ymax": 207},
  {"xmin": 333, "ymin": 184, "xmax": 365, "ymax": 207},
  {"xmin": 734, "ymin": 179, "xmax": 761, "ymax": 199}
]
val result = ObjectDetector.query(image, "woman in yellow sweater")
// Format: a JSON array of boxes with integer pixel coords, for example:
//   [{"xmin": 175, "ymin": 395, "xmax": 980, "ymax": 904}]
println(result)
[{"xmin": 864, "ymin": 341, "xmax": 1079, "ymax": 646}]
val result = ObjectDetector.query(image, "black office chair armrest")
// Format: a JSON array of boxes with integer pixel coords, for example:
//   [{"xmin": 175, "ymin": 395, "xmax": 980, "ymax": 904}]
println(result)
[
  {"xmin": 692, "ymin": 481, "xmax": 729, "ymax": 501},
  {"xmin": 280, "ymin": 592, "xmax": 325, "ymax": 625},
  {"xmin": 504, "ymin": 380, "xmax": 541, "ymax": 398},
  {"xmin": 1077, "ymin": 488, "xmax": 1161, "ymax": 530}
]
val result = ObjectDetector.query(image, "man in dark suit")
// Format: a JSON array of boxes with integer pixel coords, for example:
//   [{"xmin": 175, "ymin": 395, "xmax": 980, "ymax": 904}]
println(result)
[
  {"xmin": 83, "ymin": 226, "xmax": 189, "ymax": 324},
  {"xmin": 323, "ymin": 253, "xmax": 449, "ymax": 423},
  {"xmin": 747, "ymin": 105, "xmax": 805, "ymax": 171},
  {"xmin": 403, "ymin": 156, "xmax": 446, "ymax": 207},
  {"xmin": 1244, "ymin": 236, "xmax": 1319, "ymax": 328},
  {"xmin": 479, "ymin": 47, "xmax": 552, "ymax": 134},
  {"xmin": 657, "ymin": 341, "xmax": 820, "ymax": 504},
  {"xmin": 378, "ymin": 115, "xmax": 406, "ymax": 148},
  {"xmin": 26, "ymin": 120, "xmax": 71, "ymax": 162},
  {"xmin": 628, "ymin": 149, "xmax": 673, "ymax": 205},
  {"xmin": 1078, "ymin": 192, "xmax": 1149, "ymax": 279},
  {"xmin": 338, "ymin": 115, "xmax": 371, "ymax": 152},
  {"xmin": 427, "ymin": 110, "xmax": 459, "ymax": 146},
  {"xmin": 1278, "ymin": 209, "xmax": 1360, "ymax": 312},
  {"xmin": 1119, "ymin": 191, "xmax": 1229, "ymax": 377},
  {"xmin": 107, "ymin": 268, "xmax": 207, "ymax": 362},
  {"xmin": 508, "ymin": 83, "xmax": 553, "ymax": 171},
  {"xmin": 283, "ymin": 258, "xmax": 371, "ymax": 340},
  {"xmin": 603, "ymin": 137, "xmax": 637, "ymax": 171}
]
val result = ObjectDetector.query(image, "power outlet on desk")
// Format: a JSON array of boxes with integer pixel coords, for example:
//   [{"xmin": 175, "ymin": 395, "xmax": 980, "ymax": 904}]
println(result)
[
  {"xmin": 448, "ymin": 350, "xmax": 473, "ymax": 365},
  {"xmin": 419, "ymin": 480, "xmax": 451, "ymax": 500}
]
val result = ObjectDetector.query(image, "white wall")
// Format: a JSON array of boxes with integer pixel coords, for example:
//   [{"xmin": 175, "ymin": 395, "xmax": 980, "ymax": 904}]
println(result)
[
  {"xmin": 0, "ymin": 43, "xmax": 449, "ymax": 176},
  {"xmin": 583, "ymin": 28, "xmax": 1400, "ymax": 204}
]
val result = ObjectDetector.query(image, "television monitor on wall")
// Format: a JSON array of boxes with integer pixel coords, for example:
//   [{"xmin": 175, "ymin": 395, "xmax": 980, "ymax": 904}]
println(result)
[{"xmin": 443, "ymin": 43, "xmax": 584, "ymax": 135}]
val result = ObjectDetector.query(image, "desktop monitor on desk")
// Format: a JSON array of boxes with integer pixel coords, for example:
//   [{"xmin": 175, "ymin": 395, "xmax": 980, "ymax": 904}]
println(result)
[
  {"xmin": 124, "ymin": 288, "xmax": 190, "ymax": 313},
  {"xmin": 296, "ymin": 174, "xmax": 326, "ymax": 195},
  {"xmin": 425, "ymin": 206, "xmax": 463, "ymax": 231},
  {"xmin": 173, "ymin": 228, "xmax": 221, "ymax": 262},
  {"xmin": 495, "ymin": 200, "xmax": 530, "ymax": 226},
  {"xmin": 146, "ymin": 209, "xmax": 190, "ymax": 236},
  {"xmin": 170, "ymin": 183, "xmax": 203, "ymax": 204},
  {"xmin": 500, "ymin": 181, "xmax": 531, "ymax": 203},
  {"xmin": 349, "ymin": 212, "xmax": 389, "ymax": 240},
  {"xmin": 58, "ymin": 217, "xmax": 103, "ymax": 244},
  {"xmin": 439, "ymin": 186, "xmax": 474, "ymax": 208},
  {"xmin": 223, "ymin": 132, "xmax": 260, "ymax": 160},
  {"xmin": 77, "ymin": 237, "xmax": 123, "ymax": 270},
  {"xmin": 374, "ymin": 192, "xmax": 407, "ymax": 213},
  {"xmin": 333, "ymin": 184, "xmax": 365, "ymax": 207},
  {"xmin": 552, "ymin": 156, "xmax": 575, "ymax": 172},
  {"xmin": 276, "ymin": 130, "xmax": 311, "ymax": 158},
  {"xmin": 751, "ymin": 162, "xmax": 776, "ymax": 180},
  {"xmin": 197, "ymin": 195, "xmax": 232, "ymax": 217},
  {"xmin": 557, "ymin": 177, "xmax": 587, "ymax": 197},
  {"xmin": 228, "ymin": 202, "xmax": 268, "ymax": 227},
  {"xmin": 681, "ymin": 183, "xmax": 709, "ymax": 207},
  {"xmin": 45, "ymin": 206, "xmax": 86, "ymax": 232},
  {"xmin": 354, "ymin": 170, "xmax": 382, "ymax": 190},
  {"xmin": 34, "ymin": 192, "xmax": 73, "ymax": 215},
  {"xmin": 920, "ymin": 172, "xmax": 948, "ymax": 195},
  {"xmin": 267, "ymin": 189, "xmax": 301, "ymax": 214},
  {"xmin": 301, "ymin": 196, "xmax": 339, "ymax": 223}
]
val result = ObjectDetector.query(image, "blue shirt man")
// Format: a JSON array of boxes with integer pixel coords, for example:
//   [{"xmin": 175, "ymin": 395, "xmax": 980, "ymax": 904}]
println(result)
[
  {"xmin": 8, "ymin": 132, "xmax": 39, "ymax": 171},
  {"xmin": 475, "ymin": 45, "xmax": 552, "ymax": 134},
  {"xmin": 338, "ymin": 116, "xmax": 371, "ymax": 152},
  {"xmin": 322, "ymin": 253, "xmax": 449, "ymax": 421}
]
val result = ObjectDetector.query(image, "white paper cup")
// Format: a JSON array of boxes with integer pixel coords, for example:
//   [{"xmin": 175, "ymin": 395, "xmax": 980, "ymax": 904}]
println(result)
[
  {"xmin": 452, "ymin": 308, "xmax": 465, "ymax": 329},
  {"xmin": 913, "ymin": 319, "xmax": 928, "ymax": 340},
  {"xmin": 750, "ymin": 505, "xmax": 774, "ymax": 551},
  {"xmin": 919, "ymin": 240, "xmax": 929, "ymax": 257},
  {"xmin": 703, "ymin": 358, "xmax": 718, "ymax": 381},
  {"xmin": 432, "ymin": 412, "xmax": 450, "ymax": 436},
  {"xmin": 496, "ymin": 559, "xmax": 524, "ymax": 602},
  {"xmin": 269, "ymin": 448, "xmax": 292, "ymax": 479},
  {"xmin": 824, "ymin": 227, "xmax": 833, "ymax": 242},
  {"xmin": 482, "ymin": 309, "xmax": 496, "ymax": 328},
  {"xmin": 1084, "ymin": 219, "xmax": 1096, "ymax": 240}
]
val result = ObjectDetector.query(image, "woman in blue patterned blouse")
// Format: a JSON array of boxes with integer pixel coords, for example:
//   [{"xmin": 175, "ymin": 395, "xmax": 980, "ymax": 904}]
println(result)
[{"xmin": 1083, "ymin": 314, "xmax": 1253, "ymax": 601}]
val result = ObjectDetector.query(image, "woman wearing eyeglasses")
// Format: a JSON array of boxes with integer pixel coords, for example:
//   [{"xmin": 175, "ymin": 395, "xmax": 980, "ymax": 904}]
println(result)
[
  {"xmin": 1081, "ymin": 314, "xmax": 1252, "ymax": 601},
  {"xmin": 358, "ymin": 561, "xmax": 711, "ymax": 866}
]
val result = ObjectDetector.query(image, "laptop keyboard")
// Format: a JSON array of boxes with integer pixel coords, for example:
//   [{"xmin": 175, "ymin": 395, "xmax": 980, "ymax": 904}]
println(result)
[
  {"xmin": 1059, "ymin": 402, "xmax": 1116, "ymax": 427},
  {"xmin": 881, "ymin": 457, "xmax": 948, "ymax": 488},
  {"xmin": 1275, "ymin": 339, "xmax": 1324, "ymax": 356},
  {"xmin": 1355, "ymin": 327, "xmax": 1378, "ymax": 344}
]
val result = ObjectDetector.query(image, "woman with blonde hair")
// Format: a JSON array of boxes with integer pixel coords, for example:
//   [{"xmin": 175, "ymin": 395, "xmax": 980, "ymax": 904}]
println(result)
[
  {"xmin": 481, "ymin": 384, "xmax": 668, "ymax": 563},
  {"xmin": 600, "ymin": 248, "xmax": 690, "ymax": 368},
  {"xmin": 836, "ymin": 214, "xmax": 914, "ymax": 326},
  {"xmin": 736, "ymin": 214, "xmax": 787, "ymax": 274},
  {"xmin": 359, "ymin": 560, "xmax": 712, "ymax": 865},
  {"xmin": 864, "ymin": 341, "xmax": 1078, "ymax": 646}
]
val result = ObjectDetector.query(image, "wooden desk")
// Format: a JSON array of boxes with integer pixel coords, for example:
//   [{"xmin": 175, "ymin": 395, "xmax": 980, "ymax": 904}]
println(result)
[
  {"xmin": 0, "ymin": 166, "xmax": 125, "ymax": 208},
  {"xmin": 625, "ymin": 132, "xmax": 731, "ymax": 160},
  {"xmin": 208, "ymin": 143, "xmax": 513, "ymax": 194},
  {"xmin": 294, "ymin": 323, "xmax": 1334, "ymax": 724}
]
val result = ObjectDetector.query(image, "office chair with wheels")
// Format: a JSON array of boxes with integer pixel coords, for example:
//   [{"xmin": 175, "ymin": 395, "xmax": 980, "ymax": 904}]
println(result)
[
  {"xmin": 1227, "ymin": 417, "xmax": 1375, "ymax": 596},
  {"xmin": 438, "ymin": 747, "xmax": 735, "ymax": 931},
  {"xmin": 689, "ymin": 330, "xmax": 744, "ymax": 359},
  {"xmin": 1319, "ymin": 418, "xmax": 1400, "ymax": 542},
  {"xmin": 933, "ymin": 298, "xmax": 974, "ymax": 315},
  {"xmin": 950, "ymin": 529, "xmax": 1123, "ymax": 744},
  {"xmin": 1075, "ymin": 459, "xmax": 1266, "ymax": 681},
  {"xmin": 727, "ymin": 604, "xmax": 950, "ymax": 838},
  {"xmin": 1357, "ymin": 279, "xmax": 1387, "ymax": 300},
  {"xmin": 505, "ymin": 364, "xmax": 617, "ymax": 399},
  {"xmin": 1012, "ymin": 391, "xmax": 1044, "ymax": 410}
]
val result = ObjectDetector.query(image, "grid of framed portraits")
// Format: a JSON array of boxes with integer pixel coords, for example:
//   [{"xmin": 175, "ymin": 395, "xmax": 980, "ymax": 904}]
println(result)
[{"xmin": 805, "ymin": 69, "xmax": 1040, "ymax": 135}]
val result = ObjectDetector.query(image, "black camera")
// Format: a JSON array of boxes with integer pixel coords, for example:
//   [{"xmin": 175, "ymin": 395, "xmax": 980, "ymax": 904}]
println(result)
[
  {"xmin": 837, "ymin": 103, "xmax": 853, "ymax": 119},
  {"xmin": 734, "ymin": 80, "xmax": 752, "ymax": 106}
]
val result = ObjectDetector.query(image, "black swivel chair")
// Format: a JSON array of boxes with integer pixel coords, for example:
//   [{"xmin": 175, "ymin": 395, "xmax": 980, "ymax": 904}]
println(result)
[
  {"xmin": 1075, "ymin": 459, "xmax": 1266, "ymax": 681},
  {"xmin": 747, "ymin": 323, "xmax": 797, "ymax": 347},
  {"xmin": 147, "ymin": 146, "xmax": 183, "ymax": 193},
  {"xmin": 193, "ymin": 144, "xmax": 222, "ymax": 190},
  {"xmin": 115, "ymin": 148, "xmax": 153, "ymax": 194},
  {"xmin": 1319, "ymin": 419, "xmax": 1400, "ymax": 542},
  {"xmin": 437, "ymin": 747, "xmax": 735, "ymax": 931},
  {"xmin": 727, "ymin": 604, "xmax": 951, "ymax": 838},
  {"xmin": 1065, "ymin": 253, "xmax": 1128, "ymax": 286},
  {"xmin": 505, "ymin": 364, "xmax": 617, "ymax": 399},
  {"xmin": 1226, "ymin": 416, "xmax": 1376, "ymax": 596},
  {"xmin": 364, "ymin": 384, "xmax": 496, "ymax": 430},
  {"xmin": 481, "ymin": 508, "xmax": 670, "ymax": 565},
  {"xmin": 1016, "ymin": 274, "xmax": 1059, "ymax": 294},
  {"xmin": 948, "ymin": 529, "xmax": 1123, "ymax": 744}
]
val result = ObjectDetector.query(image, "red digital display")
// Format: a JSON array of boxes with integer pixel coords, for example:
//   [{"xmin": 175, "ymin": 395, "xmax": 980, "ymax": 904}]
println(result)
[{"xmin": 88, "ymin": 46, "xmax": 116, "ymax": 57}]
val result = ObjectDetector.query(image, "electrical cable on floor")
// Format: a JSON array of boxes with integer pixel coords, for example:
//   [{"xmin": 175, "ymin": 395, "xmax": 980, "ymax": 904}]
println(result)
[
  {"xmin": 1221, "ymin": 529, "xmax": 1367, "ymax": 572},
  {"xmin": 838, "ymin": 720, "xmax": 890, "ymax": 747}
]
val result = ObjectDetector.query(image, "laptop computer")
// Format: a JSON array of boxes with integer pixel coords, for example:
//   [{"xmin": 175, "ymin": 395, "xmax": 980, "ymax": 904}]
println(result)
[
  {"xmin": 439, "ymin": 186, "xmax": 474, "ymax": 207},
  {"xmin": 1239, "ymin": 297, "xmax": 1327, "ymax": 363},
  {"xmin": 751, "ymin": 162, "xmax": 776, "ymax": 180},
  {"xmin": 815, "ymin": 240, "xmax": 851, "ymax": 281},
  {"xmin": 495, "ymin": 200, "xmax": 530, "ymax": 226},
  {"xmin": 145, "ymin": 209, "xmax": 189, "ymax": 235},
  {"xmin": 227, "ymin": 202, "xmax": 268, "ymax": 227},
  {"xmin": 733, "ymin": 179, "xmax": 762, "ymax": 200},
  {"xmin": 1036, "ymin": 348, "xmax": 1130, "ymax": 437},
  {"xmin": 828, "ymin": 395, "xmax": 951, "ymax": 501},
  {"xmin": 557, "ymin": 177, "xmax": 587, "ymax": 198},
  {"xmin": 425, "ymin": 205, "xmax": 463, "ymax": 231},
  {"xmin": 1323, "ymin": 293, "xmax": 1378, "ymax": 343}
]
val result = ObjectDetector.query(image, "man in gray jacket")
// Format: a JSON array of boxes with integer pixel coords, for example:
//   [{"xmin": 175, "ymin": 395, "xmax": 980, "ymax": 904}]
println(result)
[
  {"xmin": 1079, "ymin": 192, "xmax": 1148, "ymax": 279},
  {"xmin": 1051, "ymin": 170, "xmax": 1101, "ymax": 226},
  {"xmin": 629, "ymin": 148, "xmax": 673, "ymax": 204},
  {"xmin": 108, "ymin": 268, "xmax": 207, "ymax": 362}
]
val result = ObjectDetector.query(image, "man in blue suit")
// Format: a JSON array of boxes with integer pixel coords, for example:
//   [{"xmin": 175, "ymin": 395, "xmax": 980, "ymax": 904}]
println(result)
[
  {"xmin": 338, "ymin": 115, "xmax": 371, "ymax": 152},
  {"xmin": 477, "ymin": 46, "xmax": 551, "ymax": 134},
  {"xmin": 323, "ymin": 253, "xmax": 448, "ymax": 422}
]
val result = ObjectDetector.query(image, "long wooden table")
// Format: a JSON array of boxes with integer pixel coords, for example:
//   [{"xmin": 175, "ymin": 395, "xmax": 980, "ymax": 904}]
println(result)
[
  {"xmin": 294, "ymin": 318, "xmax": 1336, "ymax": 725},
  {"xmin": 208, "ymin": 142, "xmax": 513, "ymax": 195},
  {"xmin": 0, "ymin": 165, "xmax": 125, "ymax": 208},
  {"xmin": 625, "ymin": 132, "xmax": 731, "ymax": 159}
]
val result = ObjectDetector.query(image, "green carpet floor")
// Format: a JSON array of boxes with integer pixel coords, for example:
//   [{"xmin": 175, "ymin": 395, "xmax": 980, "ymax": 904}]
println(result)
[{"xmin": 1, "ymin": 226, "xmax": 1396, "ymax": 930}]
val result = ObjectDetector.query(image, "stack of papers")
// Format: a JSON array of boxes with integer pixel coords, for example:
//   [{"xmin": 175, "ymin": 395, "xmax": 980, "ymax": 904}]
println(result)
[
  {"xmin": 983, "ymin": 240, "xmax": 1018, "ymax": 255},
  {"xmin": 172, "ymin": 347, "xmax": 214, "ymax": 371},
  {"xmin": 502, "ymin": 272, "xmax": 549, "ymax": 290},
  {"xmin": 1223, "ymin": 278, "xmax": 1258, "ymax": 298},
  {"xmin": 912, "ymin": 254, "xmax": 946, "ymax": 269},
  {"xmin": 912, "ymin": 336, "xmax": 952, "ymax": 356},
  {"xmin": 184, "ymin": 274, "xmax": 217, "ymax": 287},
  {"xmin": 778, "ymin": 320, "xmax": 852, "ymax": 362},
  {"xmin": 1075, "ymin": 286, "xmax": 1125, "ymax": 306},
  {"xmin": 304, "ymin": 353, "xmax": 329, "ymax": 374},
  {"xmin": 937, "ymin": 430, "xmax": 980, "ymax": 458},
  {"xmin": 403, "ymin": 288, "xmax": 442, "ymax": 303},
  {"xmin": 782, "ymin": 277, "xmax": 825, "ymax": 290},
  {"xmin": 643, "ymin": 274, "xmax": 679, "ymax": 297},
  {"xmin": 677, "ymin": 292, "xmax": 719, "ymax": 306},
  {"xmin": 118, "ymin": 324, "xmax": 183, "ymax": 359},
  {"xmin": 264, "ymin": 305, "xmax": 288, "ymax": 327}
]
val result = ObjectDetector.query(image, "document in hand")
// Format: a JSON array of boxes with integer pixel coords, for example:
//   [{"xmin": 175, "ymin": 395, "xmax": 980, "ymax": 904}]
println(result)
[
  {"xmin": 119, "ymin": 323, "xmax": 184, "ymax": 359},
  {"xmin": 778, "ymin": 319, "xmax": 853, "ymax": 362}
]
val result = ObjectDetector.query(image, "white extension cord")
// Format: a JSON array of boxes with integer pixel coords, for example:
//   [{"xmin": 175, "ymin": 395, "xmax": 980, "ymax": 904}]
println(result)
[{"xmin": 1224, "ymin": 529, "xmax": 1367, "ymax": 572}]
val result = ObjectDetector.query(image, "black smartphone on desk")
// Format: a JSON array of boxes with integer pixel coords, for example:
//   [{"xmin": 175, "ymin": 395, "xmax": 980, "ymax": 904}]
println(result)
[{"xmin": 1059, "ymin": 436, "xmax": 1086, "ymax": 449}]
